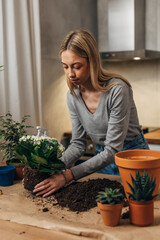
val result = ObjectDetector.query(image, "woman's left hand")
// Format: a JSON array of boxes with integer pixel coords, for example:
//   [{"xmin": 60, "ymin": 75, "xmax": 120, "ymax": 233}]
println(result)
[{"xmin": 33, "ymin": 173, "xmax": 66, "ymax": 197}]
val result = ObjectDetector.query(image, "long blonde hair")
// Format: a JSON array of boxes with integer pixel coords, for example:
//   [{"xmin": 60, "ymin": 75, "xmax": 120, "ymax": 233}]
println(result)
[{"xmin": 60, "ymin": 29, "xmax": 131, "ymax": 96}]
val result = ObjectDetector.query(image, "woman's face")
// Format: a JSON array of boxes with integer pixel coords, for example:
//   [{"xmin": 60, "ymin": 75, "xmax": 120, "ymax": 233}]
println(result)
[{"xmin": 61, "ymin": 50, "xmax": 90, "ymax": 87}]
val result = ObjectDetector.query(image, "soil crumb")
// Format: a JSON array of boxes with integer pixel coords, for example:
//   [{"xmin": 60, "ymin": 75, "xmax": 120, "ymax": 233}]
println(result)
[{"xmin": 25, "ymin": 178, "xmax": 125, "ymax": 212}]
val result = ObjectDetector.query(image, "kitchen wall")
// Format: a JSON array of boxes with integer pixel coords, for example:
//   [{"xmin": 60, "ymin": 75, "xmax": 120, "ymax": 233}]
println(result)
[
  {"xmin": 103, "ymin": 60, "xmax": 160, "ymax": 128},
  {"xmin": 40, "ymin": 0, "xmax": 97, "ymax": 141},
  {"xmin": 40, "ymin": 0, "xmax": 160, "ymax": 141}
]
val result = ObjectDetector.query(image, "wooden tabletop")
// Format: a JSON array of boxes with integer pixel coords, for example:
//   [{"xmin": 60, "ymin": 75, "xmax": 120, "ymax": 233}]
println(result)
[
  {"xmin": 144, "ymin": 128, "xmax": 160, "ymax": 144},
  {"xmin": 0, "ymin": 219, "xmax": 96, "ymax": 240}
]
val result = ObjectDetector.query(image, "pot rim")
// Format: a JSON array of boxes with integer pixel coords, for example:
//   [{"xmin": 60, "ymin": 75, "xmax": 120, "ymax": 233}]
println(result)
[
  {"xmin": 0, "ymin": 165, "xmax": 16, "ymax": 174},
  {"xmin": 97, "ymin": 201, "xmax": 124, "ymax": 209},
  {"xmin": 115, "ymin": 149, "xmax": 160, "ymax": 168},
  {"xmin": 129, "ymin": 199, "xmax": 153, "ymax": 205}
]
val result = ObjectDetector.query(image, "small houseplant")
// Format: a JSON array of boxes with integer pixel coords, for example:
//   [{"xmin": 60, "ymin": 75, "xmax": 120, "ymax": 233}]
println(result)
[
  {"xmin": 14, "ymin": 135, "xmax": 65, "ymax": 190},
  {"xmin": 96, "ymin": 188, "xmax": 124, "ymax": 226},
  {"xmin": 0, "ymin": 112, "xmax": 33, "ymax": 179},
  {"xmin": 127, "ymin": 171, "xmax": 158, "ymax": 226}
]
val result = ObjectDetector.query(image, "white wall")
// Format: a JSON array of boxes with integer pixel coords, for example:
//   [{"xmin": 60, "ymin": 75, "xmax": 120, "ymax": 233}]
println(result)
[{"xmin": 103, "ymin": 60, "xmax": 160, "ymax": 128}]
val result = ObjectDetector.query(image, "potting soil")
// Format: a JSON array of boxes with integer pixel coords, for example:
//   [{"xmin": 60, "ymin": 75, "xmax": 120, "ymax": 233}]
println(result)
[{"xmin": 28, "ymin": 178, "xmax": 126, "ymax": 212}]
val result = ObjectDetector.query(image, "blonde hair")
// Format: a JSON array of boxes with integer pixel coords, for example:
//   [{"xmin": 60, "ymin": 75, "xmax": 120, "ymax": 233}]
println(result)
[{"xmin": 60, "ymin": 29, "xmax": 131, "ymax": 96}]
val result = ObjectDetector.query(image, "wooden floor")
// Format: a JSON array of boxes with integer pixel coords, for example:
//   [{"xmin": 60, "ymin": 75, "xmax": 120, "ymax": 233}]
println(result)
[{"xmin": 0, "ymin": 219, "xmax": 97, "ymax": 240}]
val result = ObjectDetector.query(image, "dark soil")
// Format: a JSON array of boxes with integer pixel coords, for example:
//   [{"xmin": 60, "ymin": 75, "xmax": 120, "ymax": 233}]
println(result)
[
  {"xmin": 23, "ymin": 165, "xmax": 128, "ymax": 213},
  {"xmin": 25, "ymin": 177, "xmax": 126, "ymax": 213},
  {"xmin": 54, "ymin": 179, "xmax": 126, "ymax": 212},
  {"xmin": 23, "ymin": 165, "xmax": 50, "ymax": 191}
]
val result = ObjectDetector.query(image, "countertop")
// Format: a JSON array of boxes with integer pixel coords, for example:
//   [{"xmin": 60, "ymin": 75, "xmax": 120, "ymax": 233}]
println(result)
[
  {"xmin": 144, "ymin": 128, "xmax": 160, "ymax": 144},
  {"xmin": 0, "ymin": 174, "xmax": 160, "ymax": 240}
]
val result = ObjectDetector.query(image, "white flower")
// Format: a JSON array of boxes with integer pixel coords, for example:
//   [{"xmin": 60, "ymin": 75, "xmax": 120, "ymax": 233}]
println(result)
[
  {"xmin": 19, "ymin": 135, "xmax": 64, "ymax": 154},
  {"xmin": 59, "ymin": 143, "xmax": 65, "ymax": 152}
]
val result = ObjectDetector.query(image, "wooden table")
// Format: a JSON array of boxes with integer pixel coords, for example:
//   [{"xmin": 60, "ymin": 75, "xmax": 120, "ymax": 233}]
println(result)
[
  {"xmin": 1, "ymin": 173, "xmax": 160, "ymax": 240},
  {"xmin": 0, "ymin": 219, "xmax": 97, "ymax": 240},
  {"xmin": 144, "ymin": 128, "xmax": 160, "ymax": 144}
]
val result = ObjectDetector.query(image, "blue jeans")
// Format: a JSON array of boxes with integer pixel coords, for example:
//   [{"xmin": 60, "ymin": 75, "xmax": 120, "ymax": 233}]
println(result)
[{"xmin": 96, "ymin": 131, "xmax": 149, "ymax": 175}]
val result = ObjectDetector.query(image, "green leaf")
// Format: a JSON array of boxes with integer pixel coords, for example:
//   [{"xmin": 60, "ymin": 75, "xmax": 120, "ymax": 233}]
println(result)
[
  {"xmin": 31, "ymin": 153, "xmax": 48, "ymax": 166},
  {"xmin": 14, "ymin": 151, "xmax": 28, "ymax": 164},
  {"xmin": 127, "ymin": 171, "xmax": 158, "ymax": 201}
]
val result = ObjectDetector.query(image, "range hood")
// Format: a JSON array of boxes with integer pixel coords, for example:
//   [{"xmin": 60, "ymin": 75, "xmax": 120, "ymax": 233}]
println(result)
[{"xmin": 98, "ymin": 0, "xmax": 160, "ymax": 61}]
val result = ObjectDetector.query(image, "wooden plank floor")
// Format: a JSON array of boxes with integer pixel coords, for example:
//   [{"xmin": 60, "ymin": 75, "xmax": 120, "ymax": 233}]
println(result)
[{"xmin": 0, "ymin": 219, "xmax": 97, "ymax": 240}]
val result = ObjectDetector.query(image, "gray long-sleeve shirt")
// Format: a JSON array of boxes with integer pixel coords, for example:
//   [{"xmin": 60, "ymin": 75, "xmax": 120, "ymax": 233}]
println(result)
[{"xmin": 61, "ymin": 78, "xmax": 141, "ymax": 180}]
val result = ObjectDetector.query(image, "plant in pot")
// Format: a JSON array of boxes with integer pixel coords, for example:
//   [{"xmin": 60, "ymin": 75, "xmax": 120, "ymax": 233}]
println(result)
[
  {"xmin": 0, "ymin": 112, "xmax": 33, "ymax": 179},
  {"xmin": 96, "ymin": 188, "xmax": 124, "ymax": 226},
  {"xmin": 127, "ymin": 171, "xmax": 158, "ymax": 226},
  {"xmin": 115, "ymin": 149, "xmax": 160, "ymax": 199},
  {"xmin": 14, "ymin": 135, "xmax": 65, "ymax": 191}
]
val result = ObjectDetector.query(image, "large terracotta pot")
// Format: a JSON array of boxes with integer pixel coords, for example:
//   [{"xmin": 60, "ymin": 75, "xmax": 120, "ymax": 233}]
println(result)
[
  {"xmin": 129, "ymin": 199, "xmax": 154, "ymax": 226},
  {"xmin": 115, "ymin": 150, "xmax": 160, "ymax": 199},
  {"xmin": 97, "ymin": 202, "xmax": 123, "ymax": 226}
]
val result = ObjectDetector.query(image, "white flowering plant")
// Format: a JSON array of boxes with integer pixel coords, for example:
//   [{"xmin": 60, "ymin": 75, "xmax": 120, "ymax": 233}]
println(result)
[{"xmin": 14, "ymin": 135, "xmax": 65, "ymax": 173}]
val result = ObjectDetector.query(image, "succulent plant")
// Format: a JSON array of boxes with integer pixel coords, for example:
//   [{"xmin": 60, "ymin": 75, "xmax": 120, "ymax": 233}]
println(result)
[
  {"xmin": 96, "ymin": 188, "xmax": 124, "ymax": 204},
  {"xmin": 127, "ymin": 171, "xmax": 158, "ymax": 201}
]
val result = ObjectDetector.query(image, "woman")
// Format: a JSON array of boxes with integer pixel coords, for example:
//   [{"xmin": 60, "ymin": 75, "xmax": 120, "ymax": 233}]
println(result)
[{"xmin": 33, "ymin": 29, "xmax": 149, "ymax": 197}]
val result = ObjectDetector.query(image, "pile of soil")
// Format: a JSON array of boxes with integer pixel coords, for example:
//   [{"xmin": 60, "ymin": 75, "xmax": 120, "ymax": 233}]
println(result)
[
  {"xmin": 23, "ymin": 165, "xmax": 128, "ymax": 214},
  {"xmin": 26, "ymin": 178, "xmax": 126, "ymax": 212},
  {"xmin": 54, "ymin": 178, "xmax": 125, "ymax": 212}
]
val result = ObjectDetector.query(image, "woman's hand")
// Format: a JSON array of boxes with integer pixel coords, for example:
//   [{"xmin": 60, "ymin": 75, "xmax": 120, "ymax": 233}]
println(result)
[
  {"xmin": 33, "ymin": 174, "xmax": 66, "ymax": 197},
  {"xmin": 33, "ymin": 170, "xmax": 74, "ymax": 197}
]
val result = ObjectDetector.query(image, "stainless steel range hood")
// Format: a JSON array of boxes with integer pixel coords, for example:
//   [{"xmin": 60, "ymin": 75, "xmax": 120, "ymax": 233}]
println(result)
[{"xmin": 98, "ymin": 0, "xmax": 160, "ymax": 61}]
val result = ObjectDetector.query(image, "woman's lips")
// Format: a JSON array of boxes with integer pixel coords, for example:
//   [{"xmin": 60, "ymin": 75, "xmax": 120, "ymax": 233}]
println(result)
[{"xmin": 71, "ymin": 79, "xmax": 79, "ymax": 83}]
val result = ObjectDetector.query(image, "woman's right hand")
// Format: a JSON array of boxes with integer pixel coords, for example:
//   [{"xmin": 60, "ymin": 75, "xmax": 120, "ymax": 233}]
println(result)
[
  {"xmin": 33, "ymin": 173, "xmax": 66, "ymax": 197},
  {"xmin": 33, "ymin": 169, "xmax": 74, "ymax": 197}
]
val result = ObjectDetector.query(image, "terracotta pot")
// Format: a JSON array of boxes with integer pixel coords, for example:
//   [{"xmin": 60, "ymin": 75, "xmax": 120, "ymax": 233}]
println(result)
[
  {"xmin": 6, "ymin": 160, "xmax": 24, "ymax": 180},
  {"xmin": 14, "ymin": 164, "xmax": 24, "ymax": 180},
  {"xmin": 97, "ymin": 202, "xmax": 123, "ymax": 226},
  {"xmin": 129, "ymin": 199, "xmax": 154, "ymax": 226},
  {"xmin": 115, "ymin": 150, "xmax": 160, "ymax": 199}
]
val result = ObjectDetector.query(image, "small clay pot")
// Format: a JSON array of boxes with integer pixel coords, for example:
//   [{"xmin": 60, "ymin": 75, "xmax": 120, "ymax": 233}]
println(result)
[
  {"xmin": 6, "ymin": 159, "xmax": 24, "ymax": 180},
  {"xmin": 129, "ymin": 199, "xmax": 154, "ymax": 226},
  {"xmin": 97, "ymin": 201, "xmax": 123, "ymax": 227}
]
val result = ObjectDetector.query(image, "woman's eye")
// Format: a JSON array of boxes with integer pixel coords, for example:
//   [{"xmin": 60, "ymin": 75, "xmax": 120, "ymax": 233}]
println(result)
[
  {"xmin": 74, "ymin": 66, "xmax": 81, "ymax": 70},
  {"xmin": 63, "ymin": 66, "xmax": 68, "ymax": 69}
]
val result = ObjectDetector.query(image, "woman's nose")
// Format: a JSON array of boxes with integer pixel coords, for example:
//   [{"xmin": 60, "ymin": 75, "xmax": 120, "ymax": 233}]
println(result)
[{"xmin": 68, "ymin": 68, "xmax": 75, "ymax": 78}]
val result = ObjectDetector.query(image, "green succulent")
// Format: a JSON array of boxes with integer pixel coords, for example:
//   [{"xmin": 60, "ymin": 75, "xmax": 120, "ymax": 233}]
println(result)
[
  {"xmin": 127, "ymin": 171, "xmax": 158, "ymax": 201},
  {"xmin": 96, "ymin": 188, "xmax": 124, "ymax": 205}
]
